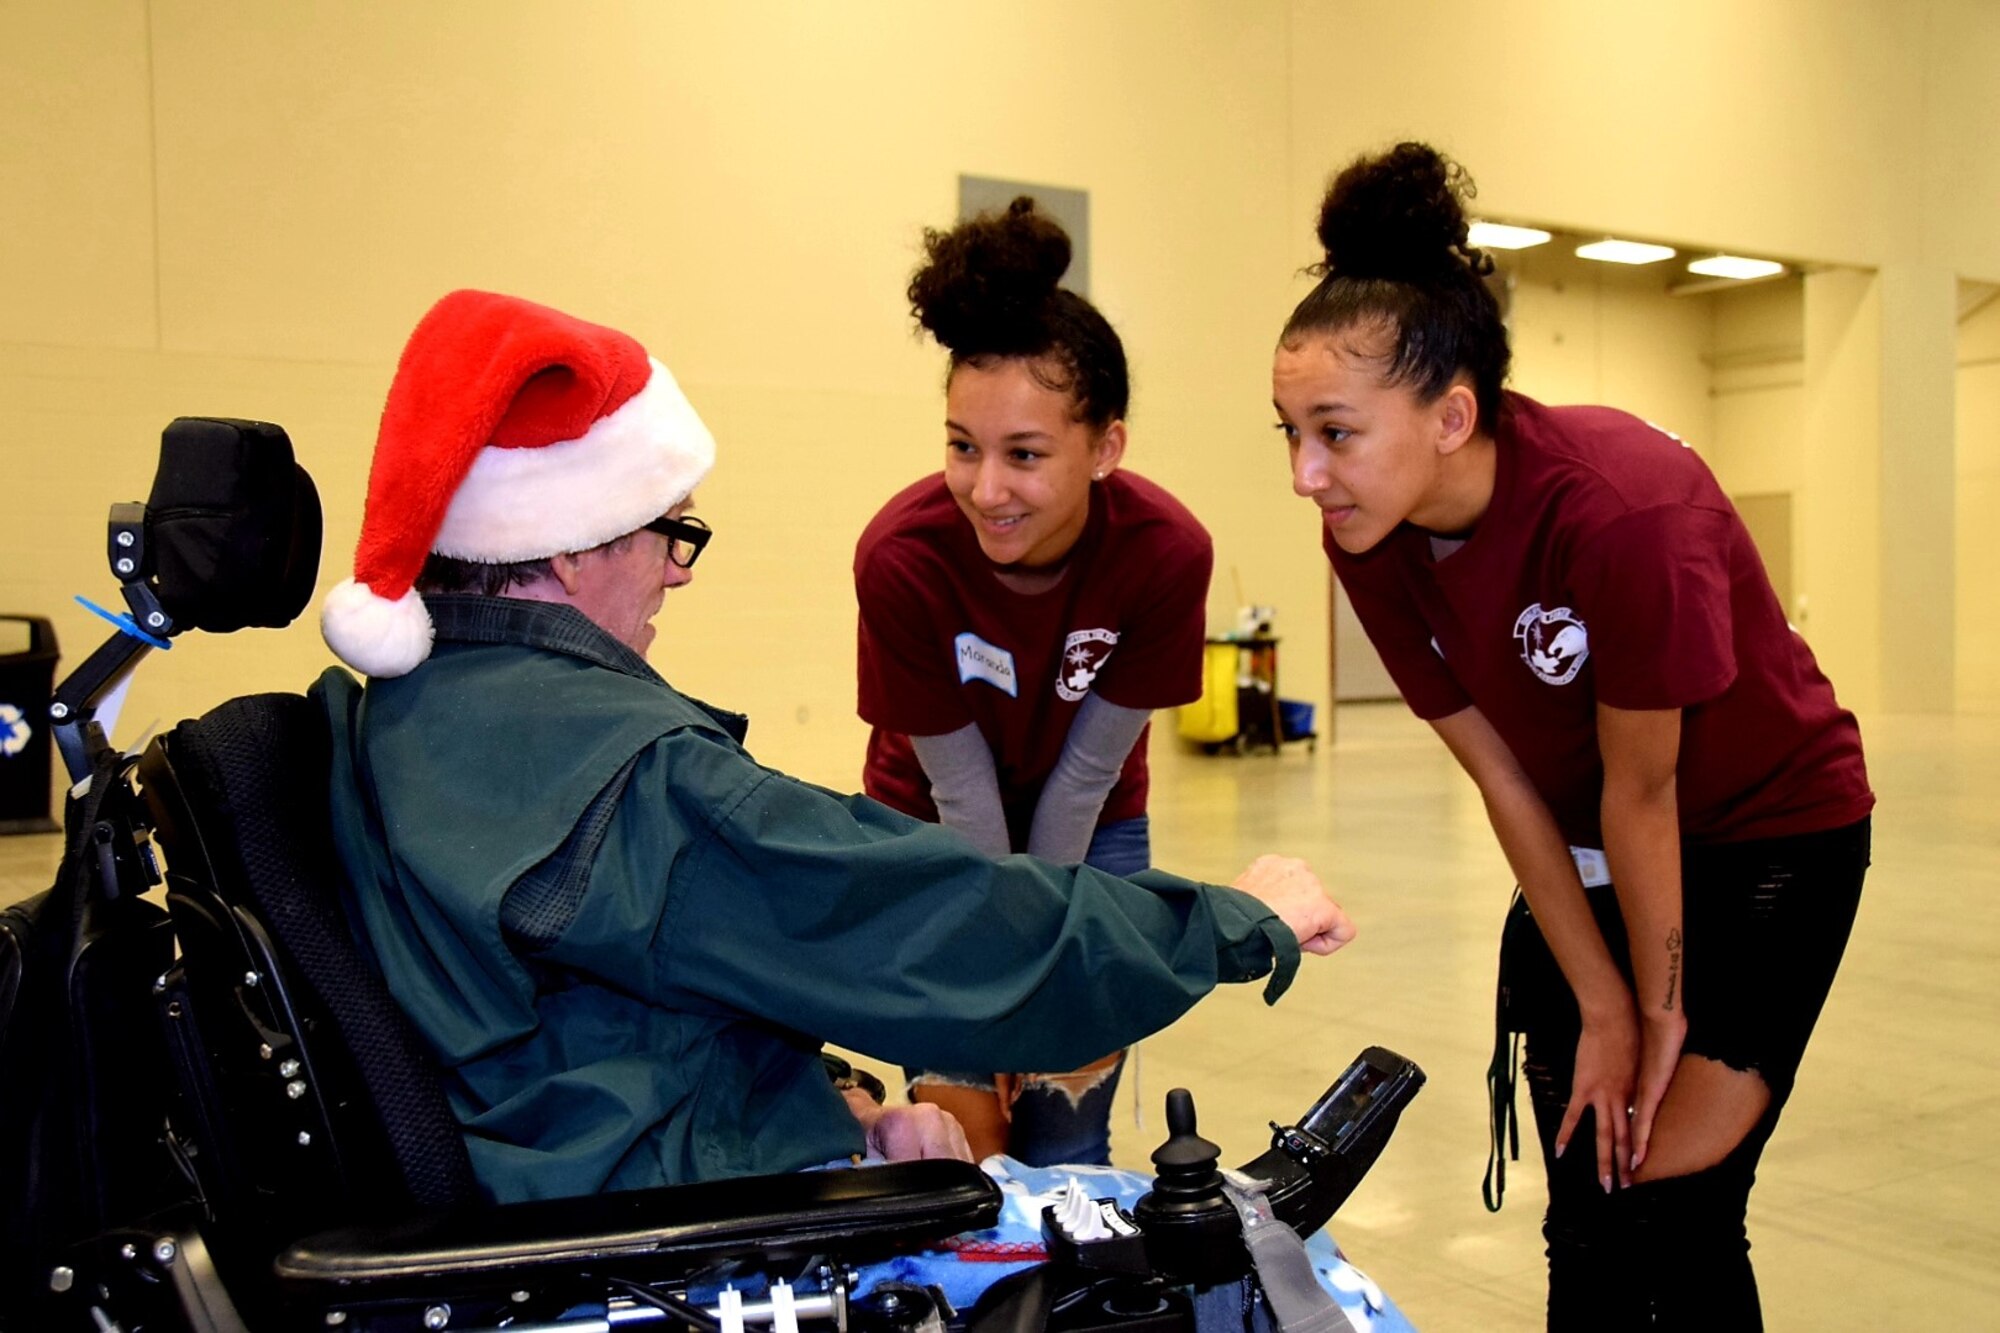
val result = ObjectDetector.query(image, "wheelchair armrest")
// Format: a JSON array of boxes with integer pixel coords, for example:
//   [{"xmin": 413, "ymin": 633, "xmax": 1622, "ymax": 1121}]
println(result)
[{"xmin": 274, "ymin": 1158, "xmax": 1001, "ymax": 1299}]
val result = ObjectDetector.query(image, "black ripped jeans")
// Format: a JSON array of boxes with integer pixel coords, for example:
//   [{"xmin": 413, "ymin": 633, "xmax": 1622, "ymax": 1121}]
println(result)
[{"xmin": 1506, "ymin": 818, "xmax": 1870, "ymax": 1331}]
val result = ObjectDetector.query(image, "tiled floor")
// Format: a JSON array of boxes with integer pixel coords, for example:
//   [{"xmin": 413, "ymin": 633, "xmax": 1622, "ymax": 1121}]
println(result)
[{"xmin": 4, "ymin": 703, "xmax": 1995, "ymax": 1330}]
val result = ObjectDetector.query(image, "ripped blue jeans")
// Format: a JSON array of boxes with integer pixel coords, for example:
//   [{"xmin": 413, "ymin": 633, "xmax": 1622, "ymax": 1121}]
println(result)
[{"xmin": 905, "ymin": 816, "xmax": 1149, "ymax": 1167}]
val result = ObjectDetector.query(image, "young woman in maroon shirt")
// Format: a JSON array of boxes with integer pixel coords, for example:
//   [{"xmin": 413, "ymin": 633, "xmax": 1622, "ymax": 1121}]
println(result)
[
  {"xmin": 1271, "ymin": 143, "xmax": 1871, "ymax": 1329},
  {"xmin": 855, "ymin": 198, "xmax": 1212, "ymax": 1166}
]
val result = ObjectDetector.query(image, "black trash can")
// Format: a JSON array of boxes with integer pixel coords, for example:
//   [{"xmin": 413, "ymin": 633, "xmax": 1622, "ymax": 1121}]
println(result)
[{"xmin": 0, "ymin": 616, "xmax": 59, "ymax": 835}]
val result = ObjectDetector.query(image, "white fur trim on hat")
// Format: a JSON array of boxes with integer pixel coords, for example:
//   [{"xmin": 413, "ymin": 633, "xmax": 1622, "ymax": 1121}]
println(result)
[
  {"xmin": 433, "ymin": 358, "xmax": 716, "ymax": 563},
  {"xmin": 321, "ymin": 578, "xmax": 434, "ymax": 679}
]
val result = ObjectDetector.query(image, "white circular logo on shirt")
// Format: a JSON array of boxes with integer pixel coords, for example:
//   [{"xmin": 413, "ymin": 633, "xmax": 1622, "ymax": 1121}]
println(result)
[
  {"xmin": 1513, "ymin": 605, "xmax": 1590, "ymax": 685},
  {"xmin": 1055, "ymin": 628, "xmax": 1119, "ymax": 701}
]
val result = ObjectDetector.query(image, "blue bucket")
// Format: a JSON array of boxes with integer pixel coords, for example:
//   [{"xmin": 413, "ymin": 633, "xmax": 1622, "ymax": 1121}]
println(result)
[{"xmin": 1278, "ymin": 698, "xmax": 1315, "ymax": 741}]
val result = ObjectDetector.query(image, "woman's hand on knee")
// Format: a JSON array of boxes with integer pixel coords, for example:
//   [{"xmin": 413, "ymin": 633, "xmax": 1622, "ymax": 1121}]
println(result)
[
  {"xmin": 1557, "ymin": 996, "xmax": 1638, "ymax": 1192},
  {"xmin": 1629, "ymin": 1010, "xmax": 1688, "ymax": 1174}
]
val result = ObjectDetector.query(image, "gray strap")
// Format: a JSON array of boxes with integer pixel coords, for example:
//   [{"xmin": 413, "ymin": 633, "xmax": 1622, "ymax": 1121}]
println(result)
[
  {"xmin": 1224, "ymin": 1180, "xmax": 1359, "ymax": 1333},
  {"xmin": 1025, "ymin": 694, "xmax": 1151, "ymax": 864},
  {"xmin": 910, "ymin": 723, "xmax": 1011, "ymax": 859}
]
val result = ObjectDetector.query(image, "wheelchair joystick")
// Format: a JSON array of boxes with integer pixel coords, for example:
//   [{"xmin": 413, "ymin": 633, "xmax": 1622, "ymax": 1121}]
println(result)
[{"xmin": 1131, "ymin": 1089, "xmax": 1247, "ymax": 1286}]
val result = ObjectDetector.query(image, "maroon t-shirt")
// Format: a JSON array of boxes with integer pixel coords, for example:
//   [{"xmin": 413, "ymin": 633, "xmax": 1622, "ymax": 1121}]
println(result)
[
  {"xmin": 1331, "ymin": 393, "xmax": 1872, "ymax": 848},
  {"xmin": 856, "ymin": 471, "xmax": 1213, "ymax": 847}
]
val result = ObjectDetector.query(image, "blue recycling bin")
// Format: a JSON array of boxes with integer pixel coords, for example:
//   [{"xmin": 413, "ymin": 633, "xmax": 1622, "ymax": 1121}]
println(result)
[{"xmin": 0, "ymin": 615, "xmax": 59, "ymax": 835}]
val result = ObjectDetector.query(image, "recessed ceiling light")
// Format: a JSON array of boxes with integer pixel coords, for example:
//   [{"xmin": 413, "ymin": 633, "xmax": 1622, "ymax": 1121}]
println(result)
[
  {"xmin": 1686, "ymin": 255, "xmax": 1785, "ymax": 280},
  {"xmin": 1468, "ymin": 221, "xmax": 1552, "ymax": 251},
  {"xmin": 1575, "ymin": 239, "xmax": 1677, "ymax": 265}
]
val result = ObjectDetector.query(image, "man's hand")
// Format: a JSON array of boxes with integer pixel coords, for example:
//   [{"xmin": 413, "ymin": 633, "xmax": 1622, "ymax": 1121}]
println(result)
[
  {"xmin": 1230, "ymin": 854, "xmax": 1357, "ymax": 955},
  {"xmin": 843, "ymin": 1087, "xmax": 974, "ymax": 1163}
]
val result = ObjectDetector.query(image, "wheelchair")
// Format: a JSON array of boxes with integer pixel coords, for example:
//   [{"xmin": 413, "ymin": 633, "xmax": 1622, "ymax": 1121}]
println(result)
[{"xmin": 1, "ymin": 419, "xmax": 1423, "ymax": 1333}]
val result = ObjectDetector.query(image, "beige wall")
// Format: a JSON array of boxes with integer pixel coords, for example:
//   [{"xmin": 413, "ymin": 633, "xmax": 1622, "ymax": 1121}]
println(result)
[
  {"xmin": 1285, "ymin": 0, "xmax": 2000, "ymax": 280},
  {"xmin": 1800, "ymin": 269, "xmax": 1888, "ymax": 709},
  {"xmin": 1288, "ymin": 0, "xmax": 1996, "ymax": 717},
  {"xmin": 1708, "ymin": 281, "xmax": 1806, "ymax": 497},
  {"xmin": 1501, "ymin": 254, "xmax": 1714, "ymax": 447},
  {"xmin": 1959, "ymin": 292, "xmax": 2000, "ymax": 713},
  {"xmin": 0, "ymin": 0, "xmax": 1298, "ymax": 785},
  {"xmin": 5, "ymin": 0, "xmax": 1998, "ymax": 796}
]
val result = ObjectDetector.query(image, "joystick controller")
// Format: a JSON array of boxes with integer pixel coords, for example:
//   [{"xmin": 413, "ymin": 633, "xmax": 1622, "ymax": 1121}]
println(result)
[{"xmin": 1131, "ymin": 1089, "xmax": 1247, "ymax": 1285}]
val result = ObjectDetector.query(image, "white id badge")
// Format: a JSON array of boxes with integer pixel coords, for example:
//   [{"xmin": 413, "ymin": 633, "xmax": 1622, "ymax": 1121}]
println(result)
[{"xmin": 1569, "ymin": 846, "xmax": 1611, "ymax": 888}]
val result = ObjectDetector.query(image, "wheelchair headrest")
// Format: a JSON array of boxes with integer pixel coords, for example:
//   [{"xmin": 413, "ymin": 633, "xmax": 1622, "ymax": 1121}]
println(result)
[{"xmin": 143, "ymin": 417, "xmax": 322, "ymax": 633}]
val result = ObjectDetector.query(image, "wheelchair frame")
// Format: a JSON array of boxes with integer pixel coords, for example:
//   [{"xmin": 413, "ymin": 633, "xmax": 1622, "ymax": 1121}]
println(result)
[{"xmin": 5, "ymin": 419, "xmax": 1421, "ymax": 1333}]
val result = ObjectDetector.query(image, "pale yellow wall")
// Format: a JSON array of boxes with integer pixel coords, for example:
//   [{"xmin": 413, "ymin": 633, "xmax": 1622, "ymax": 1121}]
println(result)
[
  {"xmin": 0, "ymin": 0, "xmax": 1295, "ymax": 788},
  {"xmin": 1958, "ymin": 293, "xmax": 2000, "ymax": 713},
  {"xmin": 5, "ymin": 0, "xmax": 1998, "ymax": 803},
  {"xmin": 1285, "ymin": 0, "xmax": 2000, "ymax": 280},
  {"xmin": 1874, "ymin": 264, "xmax": 1958, "ymax": 712},
  {"xmin": 1709, "ymin": 280, "xmax": 1806, "ymax": 618},
  {"xmin": 1708, "ymin": 282, "xmax": 1806, "ymax": 493},
  {"xmin": 1920, "ymin": 2, "xmax": 2000, "ymax": 280},
  {"xmin": 1800, "ymin": 270, "xmax": 1886, "ymax": 709},
  {"xmin": 1706, "ymin": 266, "xmax": 1966, "ymax": 716},
  {"xmin": 1500, "ymin": 256, "xmax": 1713, "ymax": 446},
  {"xmin": 1286, "ymin": 0, "xmax": 1997, "ymax": 716}
]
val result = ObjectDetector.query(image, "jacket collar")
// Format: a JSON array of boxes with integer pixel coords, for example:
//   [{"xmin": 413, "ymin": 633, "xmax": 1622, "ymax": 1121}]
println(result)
[{"xmin": 421, "ymin": 594, "xmax": 749, "ymax": 742}]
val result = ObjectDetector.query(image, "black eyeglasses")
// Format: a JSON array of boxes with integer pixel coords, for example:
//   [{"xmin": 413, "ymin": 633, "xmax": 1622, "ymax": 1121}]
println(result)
[{"xmin": 643, "ymin": 514, "xmax": 713, "ymax": 568}]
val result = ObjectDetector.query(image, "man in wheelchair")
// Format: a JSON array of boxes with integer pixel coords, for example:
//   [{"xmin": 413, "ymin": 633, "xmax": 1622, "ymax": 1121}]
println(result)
[
  {"xmin": 313, "ymin": 289, "xmax": 1353, "ymax": 1203},
  {"xmin": 6, "ymin": 290, "xmax": 1420, "ymax": 1333}
]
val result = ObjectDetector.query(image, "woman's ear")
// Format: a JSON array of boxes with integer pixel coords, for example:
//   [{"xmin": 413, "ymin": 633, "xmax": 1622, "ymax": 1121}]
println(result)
[
  {"xmin": 1436, "ymin": 382, "xmax": 1480, "ymax": 456},
  {"xmin": 1090, "ymin": 419, "xmax": 1129, "ymax": 479}
]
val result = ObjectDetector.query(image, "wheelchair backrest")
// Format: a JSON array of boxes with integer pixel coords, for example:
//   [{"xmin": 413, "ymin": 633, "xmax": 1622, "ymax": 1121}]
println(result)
[{"xmin": 138, "ymin": 692, "xmax": 479, "ymax": 1242}]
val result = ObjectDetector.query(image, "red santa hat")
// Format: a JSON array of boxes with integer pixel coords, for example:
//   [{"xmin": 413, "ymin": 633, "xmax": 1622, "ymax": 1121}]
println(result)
[{"xmin": 321, "ymin": 289, "xmax": 715, "ymax": 677}]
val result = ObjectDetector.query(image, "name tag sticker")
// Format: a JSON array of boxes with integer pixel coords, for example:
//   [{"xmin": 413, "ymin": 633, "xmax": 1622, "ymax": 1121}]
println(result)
[{"xmin": 954, "ymin": 632, "xmax": 1018, "ymax": 697}]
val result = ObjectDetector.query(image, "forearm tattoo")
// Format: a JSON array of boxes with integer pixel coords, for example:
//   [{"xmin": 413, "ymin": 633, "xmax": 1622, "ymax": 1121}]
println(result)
[{"xmin": 1663, "ymin": 927, "xmax": 1683, "ymax": 1010}]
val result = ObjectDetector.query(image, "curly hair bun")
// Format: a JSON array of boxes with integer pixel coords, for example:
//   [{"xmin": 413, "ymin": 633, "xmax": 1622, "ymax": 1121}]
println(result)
[
  {"xmin": 1316, "ymin": 142, "xmax": 1488, "ymax": 282},
  {"xmin": 909, "ymin": 196, "xmax": 1073, "ymax": 355}
]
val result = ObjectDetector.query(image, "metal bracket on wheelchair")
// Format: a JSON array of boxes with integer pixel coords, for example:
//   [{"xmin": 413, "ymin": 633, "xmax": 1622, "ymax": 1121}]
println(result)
[
  {"xmin": 299, "ymin": 1263, "xmax": 864, "ymax": 1333},
  {"xmin": 568, "ymin": 1268, "xmax": 851, "ymax": 1333},
  {"xmin": 52, "ymin": 499, "xmax": 179, "ymax": 784}
]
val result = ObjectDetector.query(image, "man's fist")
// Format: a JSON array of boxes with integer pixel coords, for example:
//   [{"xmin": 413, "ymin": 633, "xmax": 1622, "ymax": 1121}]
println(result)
[
  {"xmin": 1230, "ymin": 854, "xmax": 1357, "ymax": 955},
  {"xmin": 844, "ymin": 1088, "xmax": 975, "ymax": 1162}
]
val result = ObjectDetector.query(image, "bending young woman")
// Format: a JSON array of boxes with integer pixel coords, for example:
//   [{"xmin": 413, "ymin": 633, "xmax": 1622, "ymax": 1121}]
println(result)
[
  {"xmin": 1270, "ymin": 143, "xmax": 1872, "ymax": 1329},
  {"xmin": 855, "ymin": 198, "xmax": 1212, "ymax": 1166}
]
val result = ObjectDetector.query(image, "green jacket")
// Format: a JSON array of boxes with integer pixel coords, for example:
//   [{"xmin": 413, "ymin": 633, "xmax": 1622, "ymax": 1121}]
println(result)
[{"xmin": 316, "ymin": 595, "xmax": 1299, "ymax": 1203}]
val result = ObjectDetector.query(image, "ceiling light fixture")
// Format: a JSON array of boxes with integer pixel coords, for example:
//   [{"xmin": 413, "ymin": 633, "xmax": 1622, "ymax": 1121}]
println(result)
[
  {"xmin": 1468, "ymin": 221, "xmax": 1552, "ymax": 251},
  {"xmin": 1575, "ymin": 239, "xmax": 1677, "ymax": 265},
  {"xmin": 1686, "ymin": 255, "xmax": 1785, "ymax": 280}
]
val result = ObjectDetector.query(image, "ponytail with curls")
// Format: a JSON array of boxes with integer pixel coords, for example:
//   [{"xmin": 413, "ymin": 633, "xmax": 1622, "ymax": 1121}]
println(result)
[
  {"xmin": 909, "ymin": 197, "xmax": 1129, "ymax": 430},
  {"xmin": 1283, "ymin": 143, "xmax": 1510, "ymax": 427}
]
